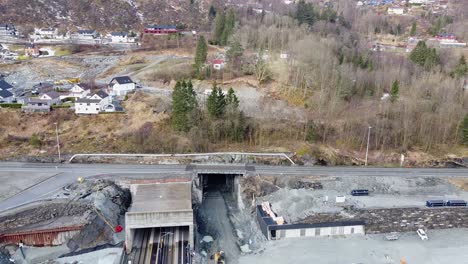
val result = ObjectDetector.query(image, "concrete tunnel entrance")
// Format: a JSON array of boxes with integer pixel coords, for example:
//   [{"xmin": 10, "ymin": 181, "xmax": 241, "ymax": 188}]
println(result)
[
  {"xmin": 125, "ymin": 182, "xmax": 194, "ymax": 256},
  {"xmin": 196, "ymin": 173, "xmax": 243, "ymax": 207}
]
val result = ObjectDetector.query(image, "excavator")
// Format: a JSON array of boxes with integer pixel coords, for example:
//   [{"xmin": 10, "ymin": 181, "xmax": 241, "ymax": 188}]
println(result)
[{"xmin": 212, "ymin": 250, "xmax": 225, "ymax": 264}]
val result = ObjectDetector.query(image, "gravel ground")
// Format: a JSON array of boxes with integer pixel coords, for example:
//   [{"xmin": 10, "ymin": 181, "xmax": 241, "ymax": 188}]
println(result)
[
  {"xmin": 54, "ymin": 248, "xmax": 122, "ymax": 264},
  {"xmin": 257, "ymin": 176, "xmax": 468, "ymax": 223},
  {"xmin": 239, "ymin": 228, "xmax": 468, "ymax": 264}
]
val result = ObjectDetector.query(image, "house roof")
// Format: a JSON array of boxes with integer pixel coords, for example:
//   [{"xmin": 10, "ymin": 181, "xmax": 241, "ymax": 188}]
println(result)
[
  {"xmin": 111, "ymin": 76, "xmax": 134, "ymax": 84},
  {"xmin": 211, "ymin": 59, "xmax": 224, "ymax": 64},
  {"xmin": 111, "ymin": 32, "xmax": 128, "ymax": 37},
  {"xmin": 77, "ymin": 30, "xmax": 96, "ymax": 35},
  {"xmin": 75, "ymin": 83, "xmax": 91, "ymax": 91},
  {"xmin": 0, "ymin": 79, "xmax": 13, "ymax": 90},
  {"xmin": 93, "ymin": 90, "xmax": 109, "ymax": 99},
  {"xmin": 41, "ymin": 91, "xmax": 60, "ymax": 99},
  {"xmin": 76, "ymin": 98, "xmax": 101, "ymax": 103},
  {"xmin": 145, "ymin": 25, "xmax": 177, "ymax": 30},
  {"xmin": 0, "ymin": 89, "xmax": 13, "ymax": 98}
]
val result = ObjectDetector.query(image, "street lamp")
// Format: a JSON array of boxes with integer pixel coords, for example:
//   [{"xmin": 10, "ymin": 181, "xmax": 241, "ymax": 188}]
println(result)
[
  {"xmin": 365, "ymin": 126, "xmax": 372, "ymax": 166},
  {"xmin": 54, "ymin": 122, "xmax": 61, "ymax": 163}
]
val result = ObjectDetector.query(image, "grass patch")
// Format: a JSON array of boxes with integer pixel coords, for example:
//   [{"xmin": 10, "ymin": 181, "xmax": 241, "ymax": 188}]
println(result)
[{"xmin": 54, "ymin": 46, "xmax": 73, "ymax": 56}]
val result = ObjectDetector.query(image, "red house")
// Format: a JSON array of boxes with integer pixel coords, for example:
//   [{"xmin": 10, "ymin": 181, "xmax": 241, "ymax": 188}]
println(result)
[{"xmin": 144, "ymin": 25, "xmax": 178, "ymax": 35}]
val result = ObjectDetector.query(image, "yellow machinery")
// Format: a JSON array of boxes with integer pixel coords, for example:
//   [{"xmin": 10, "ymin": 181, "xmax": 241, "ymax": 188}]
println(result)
[{"xmin": 212, "ymin": 250, "xmax": 225, "ymax": 264}]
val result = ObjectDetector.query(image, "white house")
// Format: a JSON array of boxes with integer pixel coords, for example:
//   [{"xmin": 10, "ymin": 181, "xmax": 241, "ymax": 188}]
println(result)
[
  {"xmin": 89, "ymin": 90, "xmax": 111, "ymax": 106},
  {"xmin": 0, "ymin": 89, "xmax": 14, "ymax": 103},
  {"xmin": 74, "ymin": 30, "xmax": 98, "ymax": 40},
  {"xmin": 109, "ymin": 32, "xmax": 135, "ymax": 43},
  {"xmin": 388, "ymin": 6, "xmax": 405, "ymax": 15},
  {"xmin": 68, "ymin": 83, "xmax": 91, "ymax": 98},
  {"xmin": 39, "ymin": 91, "xmax": 61, "ymax": 105},
  {"xmin": 35, "ymin": 28, "xmax": 58, "ymax": 39},
  {"xmin": 409, "ymin": 0, "xmax": 428, "ymax": 4},
  {"xmin": 210, "ymin": 59, "xmax": 225, "ymax": 70},
  {"xmin": 75, "ymin": 98, "xmax": 101, "ymax": 114},
  {"xmin": 109, "ymin": 76, "xmax": 135, "ymax": 96}
]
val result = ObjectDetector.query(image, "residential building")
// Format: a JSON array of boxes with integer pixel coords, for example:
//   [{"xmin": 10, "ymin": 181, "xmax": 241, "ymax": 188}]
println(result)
[
  {"xmin": 75, "ymin": 98, "xmax": 101, "ymax": 114},
  {"xmin": 109, "ymin": 32, "xmax": 136, "ymax": 43},
  {"xmin": 409, "ymin": 0, "xmax": 427, "ymax": 4},
  {"xmin": 39, "ymin": 91, "xmax": 61, "ymax": 105},
  {"xmin": 32, "ymin": 82, "xmax": 55, "ymax": 94},
  {"xmin": 388, "ymin": 6, "xmax": 405, "ymax": 15},
  {"xmin": 25, "ymin": 43, "xmax": 40, "ymax": 57},
  {"xmin": 34, "ymin": 28, "xmax": 58, "ymax": 39},
  {"xmin": 21, "ymin": 99, "xmax": 51, "ymax": 113},
  {"xmin": 0, "ymin": 89, "xmax": 14, "ymax": 103},
  {"xmin": 68, "ymin": 83, "xmax": 91, "ymax": 98},
  {"xmin": 74, "ymin": 30, "xmax": 98, "ymax": 40},
  {"xmin": 108, "ymin": 76, "xmax": 135, "ymax": 96},
  {"xmin": 0, "ymin": 24, "xmax": 16, "ymax": 36},
  {"xmin": 89, "ymin": 90, "xmax": 111, "ymax": 106},
  {"xmin": 144, "ymin": 25, "xmax": 178, "ymax": 35},
  {"xmin": 210, "ymin": 59, "xmax": 225, "ymax": 70}
]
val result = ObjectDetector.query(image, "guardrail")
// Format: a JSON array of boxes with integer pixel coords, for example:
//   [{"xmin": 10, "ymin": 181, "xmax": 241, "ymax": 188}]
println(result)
[{"xmin": 68, "ymin": 152, "xmax": 295, "ymax": 165}]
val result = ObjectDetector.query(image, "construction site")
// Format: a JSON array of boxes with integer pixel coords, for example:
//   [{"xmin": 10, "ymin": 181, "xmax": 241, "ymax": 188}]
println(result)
[{"xmin": 0, "ymin": 162, "xmax": 467, "ymax": 264}]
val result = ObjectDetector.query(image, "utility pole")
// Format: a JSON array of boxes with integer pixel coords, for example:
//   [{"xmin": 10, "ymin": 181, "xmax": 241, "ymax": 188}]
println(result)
[
  {"xmin": 54, "ymin": 122, "xmax": 61, "ymax": 163},
  {"xmin": 365, "ymin": 126, "xmax": 372, "ymax": 166}
]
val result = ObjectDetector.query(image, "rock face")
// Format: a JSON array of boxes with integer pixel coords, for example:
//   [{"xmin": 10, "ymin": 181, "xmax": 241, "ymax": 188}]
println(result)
[
  {"xmin": 0, "ymin": 179, "xmax": 131, "ymax": 253},
  {"xmin": 67, "ymin": 180, "xmax": 131, "ymax": 251}
]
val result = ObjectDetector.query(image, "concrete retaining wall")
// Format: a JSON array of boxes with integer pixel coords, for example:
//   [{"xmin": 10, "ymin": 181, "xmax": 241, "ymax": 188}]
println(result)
[{"xmin": 300, "ymin": 207, "xmax": 468, "ymax": 234}]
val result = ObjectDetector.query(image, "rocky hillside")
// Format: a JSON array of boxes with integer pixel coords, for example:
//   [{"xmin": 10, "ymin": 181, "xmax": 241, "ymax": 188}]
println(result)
[{"xmin": 0, "ymin": 0, "xmax": 219, "ymax": 32}]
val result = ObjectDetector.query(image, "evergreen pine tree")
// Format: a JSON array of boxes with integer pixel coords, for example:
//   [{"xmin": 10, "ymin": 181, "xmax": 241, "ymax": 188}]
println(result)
[
  {"xmin": 226, "ymin": 88, "xmax": 239, "ymax": 110},
  {"xmin": 207, "ymin": 83, "xmax": 226, "ymax": 118},
  {"xmin": 194, "ymin": 36, "xmax": 207, "ymax": 74},
  {"xmin": 451, "ymin": 55, "xmax": 467, "ymax": 78},
  {"xmin": 208, "ymin": 5, "xmax": 216, "ymax": 21},
  {"xmin": 390, "ymin": 80, "xmax": 399, "ymax": 102},
  {"xmin": 171, "ymin": 80, "xmax": 198, "ymax": 132},
  {"xmin": 409, "ymin": 41, "xmax": 438, "ymax": 69},
  {"xmin": 212, "ymin": 11, "xmax": 226, "ymax": 45},
  {"xmin": 410, "ymin": 21, "xmax": 417, "ymax": 36},
  {"xmin": 221, "ymin": 9, "xmax": 235, "ymax": 45}
]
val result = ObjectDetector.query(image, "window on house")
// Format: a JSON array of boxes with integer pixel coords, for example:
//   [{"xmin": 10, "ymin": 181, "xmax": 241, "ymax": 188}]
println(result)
[
  {"xmin": 339, "ymin": 226, "xmax": 344, "ymax": 234},
  {"xmin": 315, "ymin": 228, "xmax": 320, "ymax": 236},
  {"xmin": 300, "ymin": 229, "xmax": 306, "ymax": 237},
  {"xmin": 351, "ymin": 227, "xmax": 355, "ymax": 234}
]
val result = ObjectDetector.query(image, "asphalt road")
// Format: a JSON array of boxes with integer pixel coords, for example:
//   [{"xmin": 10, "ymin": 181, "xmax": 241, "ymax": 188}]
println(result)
[{"xmin": 0, "ymin": 162, "xmax": 467, "ymax": 212}]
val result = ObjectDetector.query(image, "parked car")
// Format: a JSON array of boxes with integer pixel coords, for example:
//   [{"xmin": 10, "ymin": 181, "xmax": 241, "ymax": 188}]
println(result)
[
  {"xmin": 351, "ymin": 189, "xmax": 369, "ymax": 196},
  {"xmin": 417, "ymin": 229, "xmax": 428, "ymax": 240},
  {"xmin": 385, "ymin": 232, "xmax": 399, "ymax": 241}
]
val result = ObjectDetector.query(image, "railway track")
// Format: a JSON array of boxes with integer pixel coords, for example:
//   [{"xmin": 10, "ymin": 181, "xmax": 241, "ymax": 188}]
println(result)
[{"xmin": 131, "ymin": 226, "xmax": 190, "ymax": 264}]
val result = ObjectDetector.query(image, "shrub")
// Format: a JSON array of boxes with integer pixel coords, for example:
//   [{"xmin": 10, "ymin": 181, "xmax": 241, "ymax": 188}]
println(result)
[
  {"xmin": 0, "ymin": 103, "xmax": 22, "ymax": 109},
  {"xmin": 29, "ymin": 134, "xmax": 41, "ymax": 148}
]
